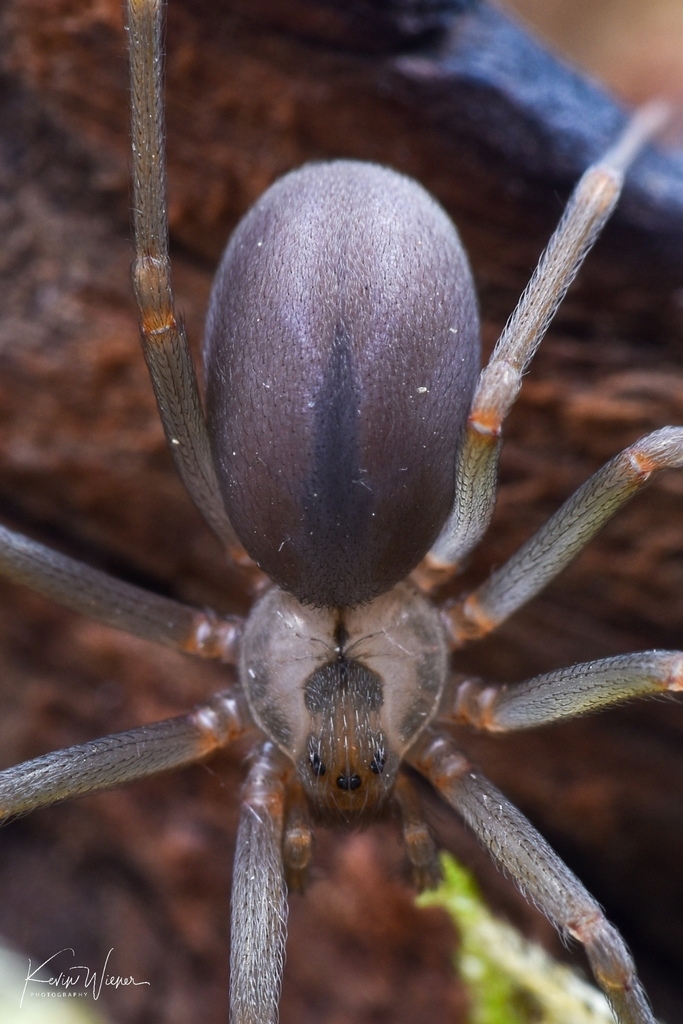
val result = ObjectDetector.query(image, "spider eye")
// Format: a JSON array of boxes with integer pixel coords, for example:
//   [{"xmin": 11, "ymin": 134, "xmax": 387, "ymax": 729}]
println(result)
[
  {"xmin": 369, "ymin": 751, "xmax": 385, "ymax": 774},
  {"xmin": 309, "ymin": 751, "xmax": 326, "ymax": 777},
  {"xmin": 337, "ymin": 774, "xmax": 361, "ymax": 791}
]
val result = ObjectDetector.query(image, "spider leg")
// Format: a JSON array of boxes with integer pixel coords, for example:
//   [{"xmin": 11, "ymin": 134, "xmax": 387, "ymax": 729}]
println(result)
[
  {"xmin": 0, "ymin": 523, "xmax": 243, "ymax": 660},
  {"xmin": 424, "ymin": 102, "xmax": 669, "ymax": 581},
  {"xmin": 394, "ymin": 771, "xmax": 441, "ymax": 890},
  {"xmin": 444, "ymin": 426, "xmax": 683, "ymax": 646},
  {"xmin": 231, "ymin": 742, "xmax": 291, "ymax": 1024},
  {"xmin": 409, "ymin": 730, "xmax": 656, "ymax": 1024},
  {"xmin": 0, "ymin": 688, "xmax": 249, "ymax": 819},
  {"xmin": 445, "ymin": 650, "xmax": 683, "ymax": 732},
  {"xmin": 126, "ymin": 0, "xmax": 240, "ymax": 553},
  {"xmin": 282, "ymin": 779, "xmax": 313, "ymax": 892}
]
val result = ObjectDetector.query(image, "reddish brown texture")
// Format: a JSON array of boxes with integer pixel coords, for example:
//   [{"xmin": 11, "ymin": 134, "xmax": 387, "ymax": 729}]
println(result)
[
  {"xmin": 1, "ymin": 1, "xmax": 683, "ymax": 1023},
  {"xmin": 283, "ymin": 832, "xmax": 469, "ymax": 1024}
]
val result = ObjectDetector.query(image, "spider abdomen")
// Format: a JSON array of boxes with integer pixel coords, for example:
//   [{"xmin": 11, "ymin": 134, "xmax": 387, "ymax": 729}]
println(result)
[{"xmin": 205, "ymin": 160, "xmax": 480, "ymax": 607}]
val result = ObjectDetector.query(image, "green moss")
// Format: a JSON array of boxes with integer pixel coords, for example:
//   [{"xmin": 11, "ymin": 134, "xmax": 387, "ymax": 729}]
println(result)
[{"xmin": 418, "ymin": 855, "xmax": 614, "ymax": 1024}]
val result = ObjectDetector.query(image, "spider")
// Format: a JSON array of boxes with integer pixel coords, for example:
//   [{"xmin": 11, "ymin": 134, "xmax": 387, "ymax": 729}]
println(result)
[{"xmin": 0, "ymin": 1, "xmax": 678, "ymax": 1022}]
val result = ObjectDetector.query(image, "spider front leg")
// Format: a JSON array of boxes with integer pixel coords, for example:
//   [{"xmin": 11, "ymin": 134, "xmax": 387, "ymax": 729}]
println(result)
[
  {"xmin": 231, "ymin": 743, "xmax": 291, "ymax": 1024},
  {"xmin": 0, "ymin": 687, "xmax": 249, "ymax": 819},
  {"xmin": 409, "ymin": 730, "xmax": 655, "ymax": 1024},
  {"xmin": 420, "ymin": 102, "xmax": 669, "ymax": 584},
  {"xmin": 447, "ymin": 650, "xmax": 683, "ymax": 732}
]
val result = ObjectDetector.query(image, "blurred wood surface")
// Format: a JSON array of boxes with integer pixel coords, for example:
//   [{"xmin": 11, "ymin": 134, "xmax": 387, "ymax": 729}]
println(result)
[
  {"xmin": 1, "ymin": 1, "xmax": 683, "ymax": 1022},
  {"xmin": 498, "ymin": 0, "xmax": 683, "ymax": 105}
]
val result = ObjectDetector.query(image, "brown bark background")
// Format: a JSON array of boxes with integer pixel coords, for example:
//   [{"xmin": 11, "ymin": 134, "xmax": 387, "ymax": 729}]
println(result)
[
  {"xmin": 0, "ymin": 1, "xmax": 683, "ymax": 1022},
  {"xmin": 499, "ymin": 0, "xmax": 683, "ymax": 105}
]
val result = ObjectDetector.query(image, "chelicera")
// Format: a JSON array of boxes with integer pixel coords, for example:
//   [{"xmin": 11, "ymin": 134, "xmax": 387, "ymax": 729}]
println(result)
[{"xmin": 0, "ymin": 1, "xmax": 677, "ymax": 1022}]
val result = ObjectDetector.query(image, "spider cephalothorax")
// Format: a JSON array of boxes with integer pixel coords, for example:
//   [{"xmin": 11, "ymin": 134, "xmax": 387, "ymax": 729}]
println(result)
[{"xmin": 239, "ymin": 583, "xmax": 448, "ymax": 822}]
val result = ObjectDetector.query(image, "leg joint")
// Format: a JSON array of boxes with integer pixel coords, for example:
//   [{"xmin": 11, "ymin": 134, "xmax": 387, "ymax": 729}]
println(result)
[
  {"xmin": 571, "ymin": 911, "xmax": 636, "ymax": 991},
  {"xmin": 451, "ymin": 679, "xmax": 504, "ymax": 731}
]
